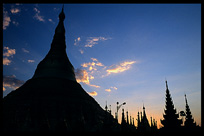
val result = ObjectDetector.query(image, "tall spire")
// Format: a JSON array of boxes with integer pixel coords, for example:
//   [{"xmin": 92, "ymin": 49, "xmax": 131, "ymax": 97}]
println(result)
[
  {"xmin": 161, "ymin": 80, "xmax": 182, "ymax": 129},
  {"xmin": 137, "ymin": 111, "xmax": 140, "ymax": 128},
  {"xmin": 32, "ymin": 5, "xmax": 76, "ymax": 81},
  {"xmin": 51, "ymin": 5, "xmax": 66, "ymax": 49},
  {"xmin": 142, "ymin": 104, "xmax": 148, "ymax": 122},
  {"xmin": 140, "ymin": 104, "xmax": 151, "ymax": 132},
  {"xmin": 126, "ymin": 110, "xmax": 129, "ymax": 125}
]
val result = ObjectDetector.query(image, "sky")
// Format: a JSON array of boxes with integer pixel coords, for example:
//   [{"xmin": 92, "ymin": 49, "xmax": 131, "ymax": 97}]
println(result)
[{"xmin": 3, "ymin": 4, "xmax": 201, "ymax": 128}]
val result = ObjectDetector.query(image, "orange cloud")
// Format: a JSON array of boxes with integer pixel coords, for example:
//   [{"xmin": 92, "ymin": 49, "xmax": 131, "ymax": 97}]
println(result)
[
  {"xmin": 88, "ymin": 91, "xmax": 98, "ymax": 96},
  {"xmin": 3, "ymin": 47, "xmax": 16, "ymax": 65},
  {"xmin": 3, "ymin": 47, "xmax": 16, "ymax": 57},
  {"xmin": 3, "ymin": 58, "xmax": 11, "ymax": 65},
  {"xmin": 105, "ymin": 89, "xmax": 111, "ymax": 92},
  {"xmin": 75, "ymin": 69, "xmax": 90, "ymax": 84},
  {"xmin": 106, "ymin": 60, "xmax": 136, "ymax": 75},
  {"xmin": 90, "ymin": 75, "xmax": 94, "ymax": 79},
  {"xmin": 75, "ymin": 69, "xmax": 100, "ymax": 88},
  {"xmin": 81, "ymin": 58, "xmax": 104, "ymax": 71},
  {"xmin": 10, "ymin": 8, "xmax": 20, "ymax": 14},
  {"xmin": 3, "ymin": 75, "xmax": 24, "ymax": 91},
  {"xmin": 89, "ymin": 84, "xmax": 100, "ymax": 88},
  {"xmin": 81, "ymin": 62, "xmax": 95, "ymax": 68},
  {"xmin": 105, "ymin": 86, "xmax": 118, "ymax": 92}
]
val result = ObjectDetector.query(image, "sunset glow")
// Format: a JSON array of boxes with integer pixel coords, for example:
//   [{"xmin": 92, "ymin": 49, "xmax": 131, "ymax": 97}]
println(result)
[{"xmin": 3, "ymin": 4, "xmax": 201, "ymax": 127}]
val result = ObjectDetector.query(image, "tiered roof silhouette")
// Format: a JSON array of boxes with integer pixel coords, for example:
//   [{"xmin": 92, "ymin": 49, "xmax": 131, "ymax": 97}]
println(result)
[
  {"xmin": 184, "ymin": 94, "xmax": 197, "ymax": 128},
  {"xmin": 160, "ymin": 80, "xmax": 182, "ymax": 131}
]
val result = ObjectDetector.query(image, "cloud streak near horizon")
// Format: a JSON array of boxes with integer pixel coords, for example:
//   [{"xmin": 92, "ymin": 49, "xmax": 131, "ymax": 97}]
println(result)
[
  {"xmin": 75, "ymin": 57, "xmax": 138, "ymax": 96},
  {"xmin": 3, "ymin": 75, "xmax": 25, "ymax": 92},
  {"xmin": 106, "ymin": 61, "xmax": 137, "ymax": 75}
]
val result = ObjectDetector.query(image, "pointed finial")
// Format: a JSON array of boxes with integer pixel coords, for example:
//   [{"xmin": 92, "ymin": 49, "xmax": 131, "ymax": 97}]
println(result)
[
  {"xmin": 185, "ymin": 93, "xmax": 188, "ymax": 104},
  {"xmin": 165, "ymin": 80, "xmax": 168, "ymax": 89},
  {"xmin": 105, "ymin": 101, "xmax": 108, "ymax": 111},
  {"xmin": 143, "ymin": 101, "xmax": 145, "ymax": 110},
  {"xmin": 59, "ymin": 4, "xmax": 65, "ymax": 21}
]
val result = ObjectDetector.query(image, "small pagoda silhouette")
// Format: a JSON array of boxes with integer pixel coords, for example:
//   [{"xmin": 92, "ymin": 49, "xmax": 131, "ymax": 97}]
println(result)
[
  {"xmin": 160, "ymin": 80, "xmax": 182, "ymax": 131},
  {"xmin": 184, "ymin": 94, "xmax": 197, "ymax": 128}
]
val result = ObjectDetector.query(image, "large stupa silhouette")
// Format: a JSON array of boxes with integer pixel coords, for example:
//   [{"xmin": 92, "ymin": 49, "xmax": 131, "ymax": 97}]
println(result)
[{"xmin": 3, "ymin": 7, "xmax": 118, "ymax": 132}]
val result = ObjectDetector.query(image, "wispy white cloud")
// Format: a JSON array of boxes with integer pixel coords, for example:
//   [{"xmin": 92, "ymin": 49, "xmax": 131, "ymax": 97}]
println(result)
[
  {"xmin": 74, "ymin": 36, "xmax": 111, "ymax": 54},
  {"xmin": 111, "ymin": 86, "xmax": 118, "ymax": 90},
  {"xmin": 33, "ymin": 7, "xmax": 45, "ymax": 22},
  {"xmin": 79, "ymin": 49, "xmax": 84, "ymax": 54},
  {"xmin": 85, "ymin": 37, "xmax": 111, "ymax": 48},
  {"xmin": 22, "ymin": 48, "xmax": 29, "ymax": 53},
  {"xmin": 28, "ymin": 60, "xmax": 35, "ymax": 63},
  {"xmin": 48, "ymin": 18, "xmax": 55, "ymax": 24},
  {"xmin": 74, "ymin": 37, "xmax": 84, "ymax": 54},
  {"xmin": 12, "ymin": 20, "xmax": 19, "ymax": 26}
]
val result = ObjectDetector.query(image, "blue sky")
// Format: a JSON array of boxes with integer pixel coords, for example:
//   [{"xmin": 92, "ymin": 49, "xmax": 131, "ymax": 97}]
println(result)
[{"xmin": 3, "ymin": 4, "xmax": 201, "ymax": 127}]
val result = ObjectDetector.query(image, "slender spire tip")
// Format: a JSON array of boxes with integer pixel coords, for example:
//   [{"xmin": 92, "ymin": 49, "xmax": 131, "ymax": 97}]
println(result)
[
  {"xmin": 185, "ymin": 93, "xmax": 188, "ymax": 104},
  {"xmin": 59, "ymin": 4, "xmax": 65, "ymax": 21},
  {"xmin": 165, "ymin": 80, "xmax": 168, "ymax": 89},
  {"xmin": 62, "ymin": 4, "xmax": 64, "ymax": 11}
]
